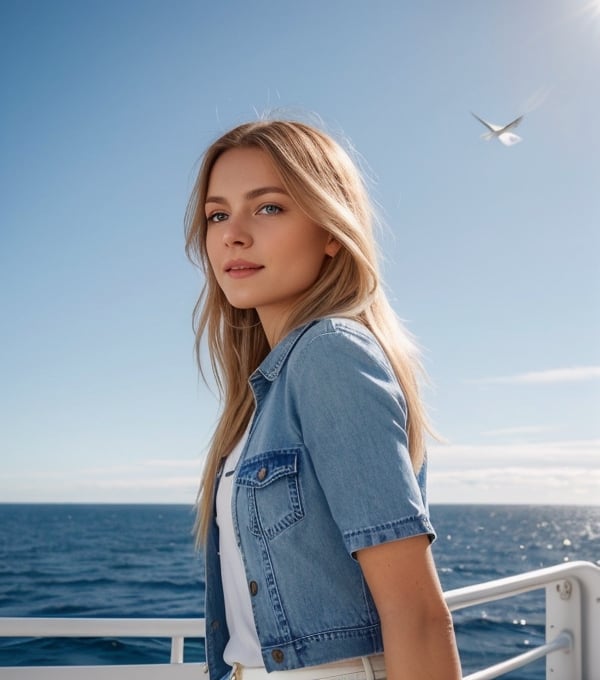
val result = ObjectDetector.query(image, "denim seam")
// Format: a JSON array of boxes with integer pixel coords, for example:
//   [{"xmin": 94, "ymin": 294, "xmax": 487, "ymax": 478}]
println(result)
[
  {"xmin": 294, "ymin": 324, "xmax": 399, "ymax": 388},
  {"xmin": 261, "ymin": 622, "xmax": 382, "ymax": 648},
  {"xmin": 343, "ymin": 515, "xmax": 435, "ymax": 553},
  {"xmin": 343, "ymin": 514, "xmax": 429, "ymax": 537}
]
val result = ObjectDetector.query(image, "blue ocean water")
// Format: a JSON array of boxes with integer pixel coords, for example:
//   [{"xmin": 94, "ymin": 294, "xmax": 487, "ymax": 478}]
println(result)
[{"xmin": 0, "ymin": 504, "xmax": 598, "ymax": 678}]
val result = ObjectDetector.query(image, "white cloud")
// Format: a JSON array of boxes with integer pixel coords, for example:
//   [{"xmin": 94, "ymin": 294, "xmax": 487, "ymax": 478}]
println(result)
[
  {"xmin": 481, "ymin": 425, "xmax": 558, "ymax": 437},
  {"xmin": 470, "ymin": 365, "xmax": 600, "ymax": 385},
  {"xmin": 0, "ymin": 457, "xmax": 203, "ymax": 504},
  {"xmin": 92, "ymin": 476, "xmax": 198, "ymax": 490},
  {"xmin": 428, "ymin": 438, "xmax": 600, "ymax": 505},
  {"xmin": 144, "ymin": 458, "xmax": 203, "ymax": 469},
  {"xmin": 429, "ymin": 465, "xmax": 600, "ymax": 505},
  {"xmin": 430, "ymin": 438, "xmax": 600, "ymax": 465}
]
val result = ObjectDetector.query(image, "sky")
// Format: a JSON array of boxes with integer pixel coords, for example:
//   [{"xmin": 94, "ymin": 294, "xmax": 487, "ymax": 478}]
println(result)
[{"xmin": 1, "ymin": 0, "xmax": 599, "ymax": 506}]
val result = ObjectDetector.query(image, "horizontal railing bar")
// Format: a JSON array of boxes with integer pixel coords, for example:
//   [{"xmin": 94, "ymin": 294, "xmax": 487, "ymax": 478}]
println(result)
[
  {"xmin": 0, "ymin": 618, "xmax": 205, "ymax": 638},
  {"xmin": 462, "ymin": 631, "xmax": 572, "ymax": 680},
  {"xmin": 0, "ymin": 663, "xmax": 205, "ymax": 678},
  {"xmin": 445, "ymin": 560, "xmax": 594, "ymax": 611}
]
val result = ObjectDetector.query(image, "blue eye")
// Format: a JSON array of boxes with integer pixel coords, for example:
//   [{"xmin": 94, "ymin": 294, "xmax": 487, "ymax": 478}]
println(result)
[
  {"xmin": 258, "ymin": 204, "xmax": 281, "ymax": 215},
  {"xmin": 207, "ymin": 212, "xmax": 228, "ymax": 223}
]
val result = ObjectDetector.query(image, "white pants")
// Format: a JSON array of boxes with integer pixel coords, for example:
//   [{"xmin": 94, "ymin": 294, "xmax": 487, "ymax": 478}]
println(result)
[{"xmin": 228, "ymin": 655, "xmax": 386, "ymax": 680}]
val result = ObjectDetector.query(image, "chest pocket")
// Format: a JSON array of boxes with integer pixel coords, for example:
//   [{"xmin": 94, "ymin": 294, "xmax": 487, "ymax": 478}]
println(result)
[{"xmin": 236, "ymin": 450, "xmax": 304, "ymax": 540}]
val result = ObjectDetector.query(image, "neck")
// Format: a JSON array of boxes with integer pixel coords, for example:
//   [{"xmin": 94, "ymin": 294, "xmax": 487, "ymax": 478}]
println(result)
[{"xmin": 257, "ymin": 309, "xmax": 289, "ymax": 349}]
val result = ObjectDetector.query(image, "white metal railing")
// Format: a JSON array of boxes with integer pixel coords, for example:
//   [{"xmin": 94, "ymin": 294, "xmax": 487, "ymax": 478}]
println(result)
[
  {"xmin": 445, "ymin": 560, "xmax": 600, "ymax": 680},
  {"xmin": 0, "ymin": 561, "xmax": 598, "ymax": 679},
  {"xmin": 459, "ymin": 632, "xmax": 572, "ymax": 680},
  {"xmin": 0, "ymin": 617, "xmax": 204, "ymax": 664}
]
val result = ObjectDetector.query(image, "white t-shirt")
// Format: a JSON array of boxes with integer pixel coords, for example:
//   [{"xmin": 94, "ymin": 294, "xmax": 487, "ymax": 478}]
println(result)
[{"xmin": 215, "ymin": 428, "xmax": 264, "ymax": 667}]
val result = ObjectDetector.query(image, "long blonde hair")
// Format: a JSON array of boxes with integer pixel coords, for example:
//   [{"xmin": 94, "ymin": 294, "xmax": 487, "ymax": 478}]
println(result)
[{"xmin": 185, "ymin": 119, "xmax": 431, "ymax": 543}]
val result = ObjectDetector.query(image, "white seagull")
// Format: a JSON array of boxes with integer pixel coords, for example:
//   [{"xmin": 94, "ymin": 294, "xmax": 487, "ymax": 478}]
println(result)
[{"xmin": 471, "ymin": 112, "xmax": 524, "ymax": 146}]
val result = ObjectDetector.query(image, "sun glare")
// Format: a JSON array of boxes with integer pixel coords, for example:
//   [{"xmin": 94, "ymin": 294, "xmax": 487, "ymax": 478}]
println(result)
[{"xmin": 578, "ymin": 0, "xmax": 600, "ymax": 32}]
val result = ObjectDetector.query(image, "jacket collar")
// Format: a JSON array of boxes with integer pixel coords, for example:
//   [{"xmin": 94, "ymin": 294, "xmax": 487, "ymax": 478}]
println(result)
[{"xmin": 254, "ymin": 320, "xmax": 318, "ymax": 382}]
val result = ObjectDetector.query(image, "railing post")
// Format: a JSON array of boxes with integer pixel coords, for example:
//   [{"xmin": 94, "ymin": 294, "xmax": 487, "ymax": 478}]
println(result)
[
  {"xmin": 546, "ymin": 577, "xmax": 582, "ymax": 680},
  {"xmin": 170, "ymin": 635, "xmax": 185, "ymax": 663}
]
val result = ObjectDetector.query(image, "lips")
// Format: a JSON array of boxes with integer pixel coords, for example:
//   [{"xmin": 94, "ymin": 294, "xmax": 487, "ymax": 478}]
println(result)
[
  {"xmin": 224, "ymin": 259, "xmax": 263, "ymax": 273},
  {"xmin": 223, "ymin": 259, "xmax": 264, "ymax": 279}
]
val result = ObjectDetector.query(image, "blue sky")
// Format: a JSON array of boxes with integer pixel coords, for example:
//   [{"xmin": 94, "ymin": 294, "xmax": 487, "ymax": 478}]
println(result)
[{"xmin": 1, "ymin": 0, "xmax": 598, "ymax": 505}]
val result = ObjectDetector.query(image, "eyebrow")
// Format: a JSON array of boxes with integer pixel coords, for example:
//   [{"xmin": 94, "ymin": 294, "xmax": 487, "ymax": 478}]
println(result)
[{"xmin": 205, "ymin": 186, "xmax": 288, "ymax": 205}]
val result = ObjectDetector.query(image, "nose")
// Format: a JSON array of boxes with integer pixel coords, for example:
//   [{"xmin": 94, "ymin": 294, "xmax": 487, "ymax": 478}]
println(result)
[{"xmin": 222, "ymin": 216, "xmax": 252, "ymax": 248}]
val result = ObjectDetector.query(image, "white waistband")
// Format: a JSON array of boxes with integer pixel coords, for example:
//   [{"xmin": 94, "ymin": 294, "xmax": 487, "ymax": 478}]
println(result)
[{"xmin": 229, "ymin": 655, "xmax": 386, "ymax": 680}]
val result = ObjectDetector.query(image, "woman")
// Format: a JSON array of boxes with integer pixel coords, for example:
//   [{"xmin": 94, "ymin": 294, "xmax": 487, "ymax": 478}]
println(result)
[{"xmin": 185, "ymin": 120, "xmax": 462, "ymax": 680}]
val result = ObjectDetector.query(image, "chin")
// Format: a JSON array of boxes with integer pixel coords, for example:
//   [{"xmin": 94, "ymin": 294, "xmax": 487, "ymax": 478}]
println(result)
[{"xmin": 225, "ymin": 297, "xmax": 257, "ymax": 311}]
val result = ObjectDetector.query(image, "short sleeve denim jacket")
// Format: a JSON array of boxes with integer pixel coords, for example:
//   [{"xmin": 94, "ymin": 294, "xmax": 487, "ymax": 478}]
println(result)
[{"xmin": 204, "ymin": 318, "xmax": 436, "ymax": 679}]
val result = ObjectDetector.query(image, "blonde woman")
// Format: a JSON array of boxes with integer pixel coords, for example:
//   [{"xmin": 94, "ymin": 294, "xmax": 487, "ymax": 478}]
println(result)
[{"xmin": 185, "ymin": 120, "xmax": 461, "ymax": 680}]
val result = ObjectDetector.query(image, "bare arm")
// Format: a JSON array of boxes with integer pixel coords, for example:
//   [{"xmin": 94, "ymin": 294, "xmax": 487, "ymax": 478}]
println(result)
[{"xmin": 357, "ymin": 535, "xmax": 462, "ymax": 680}]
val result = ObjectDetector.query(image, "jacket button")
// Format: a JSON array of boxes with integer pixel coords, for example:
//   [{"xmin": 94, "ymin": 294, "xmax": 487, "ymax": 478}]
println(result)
[
  {"xmin": 210, "ymin": 619, "xmax": 220, "ymax": 630},
  {"xmin": 271, "ymin": 649, "xmax": 284, "ymax": 664},
  {"xmin": 257, "ymin": 467, "xmax": 268, "ymax": 481},
  {"xmin": 249, "ymin": 580, "xmax": 258, "ymax": 596}
]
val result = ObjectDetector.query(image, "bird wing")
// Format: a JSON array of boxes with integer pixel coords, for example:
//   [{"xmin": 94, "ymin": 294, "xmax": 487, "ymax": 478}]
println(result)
[
  {"xmin": 501, "ymin": 115, "xmax": 524, "ymax": 132},
  {"xmin": 471, "ymin": 112, "xmax": 502, "ymax": 133}
]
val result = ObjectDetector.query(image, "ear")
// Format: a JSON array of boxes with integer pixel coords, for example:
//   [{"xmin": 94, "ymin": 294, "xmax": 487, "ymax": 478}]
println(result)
[{"xmin": 325, "ymin": 236, "xmax": 342, "ymax": 258}]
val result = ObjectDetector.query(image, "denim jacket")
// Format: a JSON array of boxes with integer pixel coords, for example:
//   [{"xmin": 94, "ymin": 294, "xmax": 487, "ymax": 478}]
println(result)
[{"xmin": 204, "ymin": 318, "xmax": 435, "ymax": 679}]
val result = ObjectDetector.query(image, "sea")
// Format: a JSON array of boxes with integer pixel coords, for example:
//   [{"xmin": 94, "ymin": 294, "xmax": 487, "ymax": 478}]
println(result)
[{"xmin": 0, "ymin": 504, "xmax": 599, "ymax": 678}]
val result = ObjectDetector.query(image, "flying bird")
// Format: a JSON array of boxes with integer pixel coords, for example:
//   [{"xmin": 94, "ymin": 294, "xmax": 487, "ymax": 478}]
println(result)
[{"xmin": 471, "ymin": 112, "xmax": 524, "ymax": 146}]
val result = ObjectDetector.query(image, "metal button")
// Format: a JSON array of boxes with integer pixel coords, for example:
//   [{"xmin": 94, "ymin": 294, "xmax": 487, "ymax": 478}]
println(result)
[
  {"xmin": 249, "ymin": 580, "xmax": 258, "ymax": 596},
  {"xmin": 257, "ymin": 467, "xmax": 268, "ymax": 481},
  {"xmin": 211, "ymin": 619, "xmax": 220, "ymax": 630},
  {"xmin": 271, "ymin": 649, "xmax": 284, "ymax": 663}
]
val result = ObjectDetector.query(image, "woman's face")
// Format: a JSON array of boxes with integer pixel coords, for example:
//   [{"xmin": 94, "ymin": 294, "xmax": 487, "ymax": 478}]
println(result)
[{"xmin": 205, "ymin": 147, "xmax": 339, "ymax": 342}]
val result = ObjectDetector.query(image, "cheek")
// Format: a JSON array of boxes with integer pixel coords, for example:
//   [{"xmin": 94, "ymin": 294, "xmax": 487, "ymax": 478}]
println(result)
[
  {"xmin": 296, "ymin": 230, "xmax": 330, "ymax": 266},
  {"xmin": 204, "ymin": 230, "xmax": 219, "ymax": 270},
  {"xmin": 288, "ymin": 240, "xmax": 329, "ymax": 282}
]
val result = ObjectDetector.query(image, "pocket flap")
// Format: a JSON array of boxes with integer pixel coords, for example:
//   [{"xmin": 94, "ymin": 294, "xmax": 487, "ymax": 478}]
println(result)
[{"xmin": 236, "ymin": 450, "xmax": 299, "ymax": 488}]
